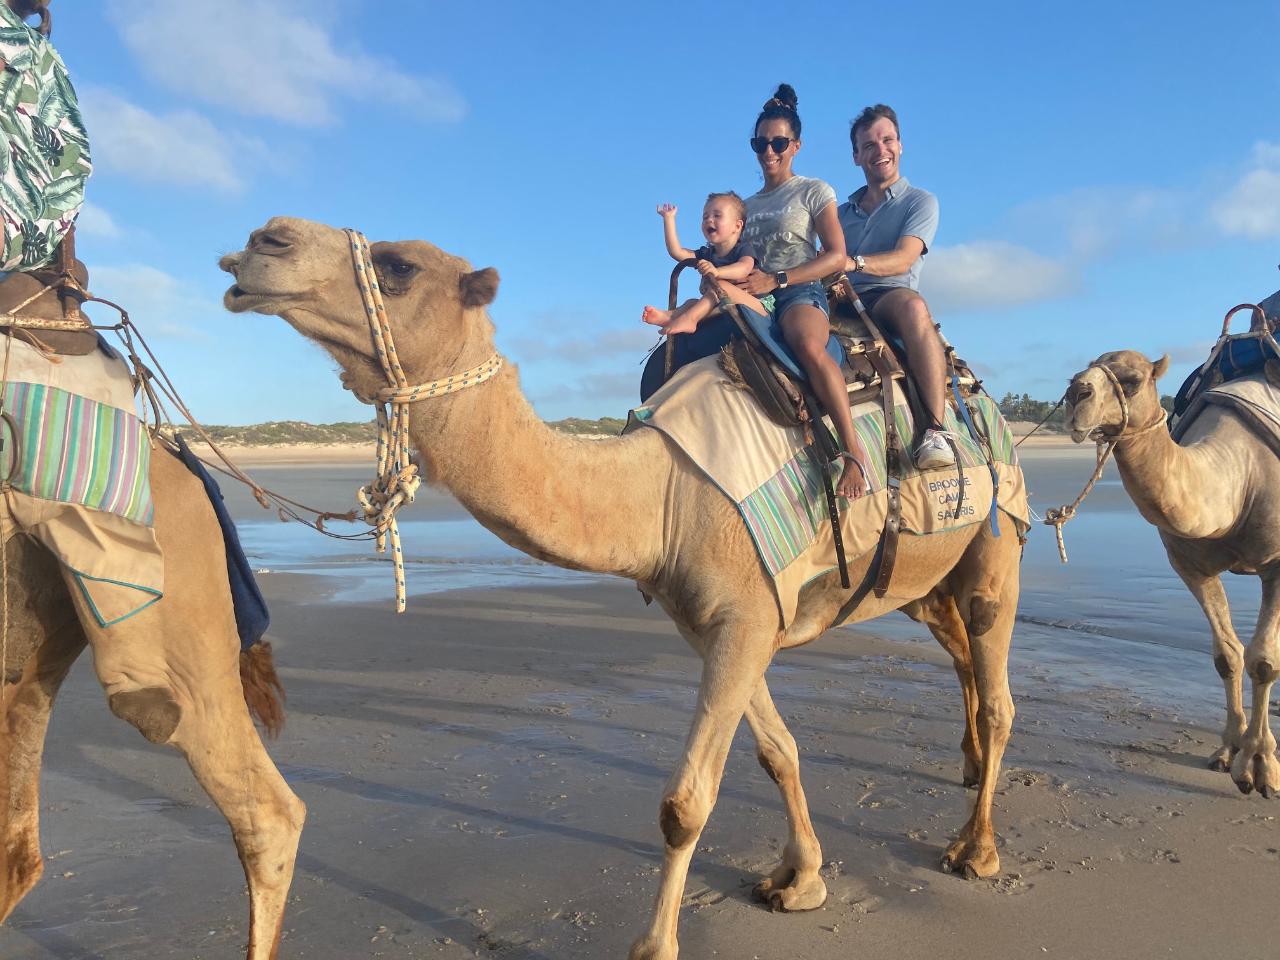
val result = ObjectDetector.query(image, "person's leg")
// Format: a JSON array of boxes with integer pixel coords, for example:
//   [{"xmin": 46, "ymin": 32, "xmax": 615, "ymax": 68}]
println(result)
[
  {"xmin": 871, "ymin": 288, "xmax": 946, "ymax": 426},
  {"xmin": 779, "ymin": 302, "xmax": 866, "ymax": 499},
  {"xmin": 871, "ymin": 288, "xmax": 954, "ymax": 468}
]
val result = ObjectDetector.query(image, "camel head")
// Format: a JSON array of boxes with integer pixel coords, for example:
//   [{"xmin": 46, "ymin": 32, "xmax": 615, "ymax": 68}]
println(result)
[
  {"xmin": 220, "ymin": 217, "xmax": 500, "ymax": 401},
  {"xmin": 1064, "ymin": 350, "xmax": 1170, "ymax": 443}
]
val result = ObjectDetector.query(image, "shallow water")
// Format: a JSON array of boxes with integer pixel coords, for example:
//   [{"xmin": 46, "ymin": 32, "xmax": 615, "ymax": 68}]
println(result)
[{"xmin": 233, "ymin": 451, "xmax": 1260, "ymax": 723}]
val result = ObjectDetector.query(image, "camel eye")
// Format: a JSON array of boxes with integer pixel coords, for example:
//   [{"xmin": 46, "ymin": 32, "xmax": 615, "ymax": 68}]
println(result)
[{"xmin": 387, "ymin": 260, "xmax": 416, "ymax": 278}]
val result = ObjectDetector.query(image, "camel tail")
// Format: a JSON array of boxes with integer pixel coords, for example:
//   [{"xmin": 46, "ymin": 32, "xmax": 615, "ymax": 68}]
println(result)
[{"xmin": 239, "ymin": 641, "xmax": 286, "ymax": 738}]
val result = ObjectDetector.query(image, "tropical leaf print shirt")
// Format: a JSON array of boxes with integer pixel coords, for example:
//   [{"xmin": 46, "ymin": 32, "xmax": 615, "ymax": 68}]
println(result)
[{"xmin": 0, "ymin": 6, "xmax": 91, "ymax": 272}]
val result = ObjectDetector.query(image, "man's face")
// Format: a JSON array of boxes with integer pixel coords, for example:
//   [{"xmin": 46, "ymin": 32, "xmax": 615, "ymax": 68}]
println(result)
[{"xmin": 853, "ymin": 116, "xmax": 902, "ymax": 187}]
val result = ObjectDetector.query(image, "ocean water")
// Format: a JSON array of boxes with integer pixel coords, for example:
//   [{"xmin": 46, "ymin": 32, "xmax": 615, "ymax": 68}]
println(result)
[{"xmin": 233, "ymin": 450, "xmax": 1259, "ymax": 722}]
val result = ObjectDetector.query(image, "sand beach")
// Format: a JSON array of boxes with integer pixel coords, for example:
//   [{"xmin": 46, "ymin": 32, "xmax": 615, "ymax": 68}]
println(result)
[{"xmin": 1, "ymin": 443, "xmax": 1276, "ymax": 960}]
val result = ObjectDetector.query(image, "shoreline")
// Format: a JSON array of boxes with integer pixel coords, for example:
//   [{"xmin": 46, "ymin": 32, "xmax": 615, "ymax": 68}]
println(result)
[{"xmin": 5, "ymin": 575, "xmax": 1271, "ymax": 959}]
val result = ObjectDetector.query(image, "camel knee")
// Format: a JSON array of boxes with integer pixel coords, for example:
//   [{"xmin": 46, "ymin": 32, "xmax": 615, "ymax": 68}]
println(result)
[
  {"xmin": 756, "ymin": 741, "xmax": 795, "ymax": 785},
  {"xmin": 1247, "ymin": 657, "xmax": 1278, "ymax": 685},
  {"xmin": 659, "ymin": 789, "xmax": 710, "ymax": 850},
  {"xmin": 1214, "ymin": 651, "xmax": 1241, "ymax": 679},
  {"xmin": 108, "ymin": 687, "xmax": 182, "ymax": 744},
  {"xmin": 978, "ymin": 696, "xmax": 1014, "ymax": 740},
  {"xmin": 968, "ymin": 595, "xmax": 1000, "ymax": 637}
]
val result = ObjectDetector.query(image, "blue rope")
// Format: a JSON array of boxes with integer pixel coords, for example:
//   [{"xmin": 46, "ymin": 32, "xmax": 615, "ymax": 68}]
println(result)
[{"xmin": 951, "ymin": 375, "xmax": 1001, "ymax": 537}]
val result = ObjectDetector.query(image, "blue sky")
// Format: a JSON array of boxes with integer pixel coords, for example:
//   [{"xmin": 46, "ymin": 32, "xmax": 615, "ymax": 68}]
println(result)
[{"xmin": 48, "ymin": 0, "xmax": 1280, "ymax": 423}]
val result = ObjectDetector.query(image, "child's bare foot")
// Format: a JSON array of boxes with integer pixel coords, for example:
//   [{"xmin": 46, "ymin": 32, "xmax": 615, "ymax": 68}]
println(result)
[
  {"xmin": 836, "ymin": 454, "xmax": 867, "ymax": 499},
  {"xmin": 660, "ymin": 313, "xmax": 698, "ymax": 336},
  {"xmin": 642, "ymin": 305, "xmax": 671, "ymax": 327}
]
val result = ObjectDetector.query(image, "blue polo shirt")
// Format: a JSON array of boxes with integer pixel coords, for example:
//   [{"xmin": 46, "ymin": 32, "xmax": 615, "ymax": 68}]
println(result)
[{"xmin": 837, "ymin": 177, "xmax": 938, "ymax": 293}]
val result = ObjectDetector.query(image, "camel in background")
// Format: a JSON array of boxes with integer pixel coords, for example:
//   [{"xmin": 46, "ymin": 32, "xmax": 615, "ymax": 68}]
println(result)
[
  {"xmin": 221, "ymin": 217, "xmax": 1024, "ymax": 960},
  {"xmin": 0, "ymin": 270, "xmax": 304, "ymax": 960},
  {"xmin": 1066, "ymin": 350, "xmax": 1280, "ymax": 797}
]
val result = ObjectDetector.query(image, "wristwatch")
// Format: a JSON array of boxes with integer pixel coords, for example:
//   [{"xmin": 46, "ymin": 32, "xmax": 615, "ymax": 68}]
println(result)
[
  {"xmin": 851, "ymin": 255, "xmax": 866, "ymax": 273},
  {"xmin": 774, "ymin": 270, "xmax": 789, "ymax": 289}
]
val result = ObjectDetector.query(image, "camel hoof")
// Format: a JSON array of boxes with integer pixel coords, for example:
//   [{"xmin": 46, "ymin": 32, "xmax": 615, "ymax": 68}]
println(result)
[
  {"xmin": 752, "ymin": 873, "xmax": 827, "ymax": 913},
  {"xmin": 1261, "ymin": 783, "xmax": 1274, "ymax": 800},
  {"xmin": 1209, "ymin": 755, "xmax": 1230, "ymax": 773},
  {"xmin": 1234, "ymin": 777, "xmax": 1254, "ymax": 795},
  {"xmin": 962, "ymin": 775, "xmax": 980, "ymax": 789},
  {"xmin": 962, "ymin": 862, "xmax": 981, "ymax": 881}
]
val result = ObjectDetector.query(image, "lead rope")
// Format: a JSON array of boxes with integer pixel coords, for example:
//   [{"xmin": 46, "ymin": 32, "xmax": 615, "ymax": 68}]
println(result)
[
  {"xmin": 1043, "ymin": 364, "xmax": 1166, "ymax": 562},
  {"xmin": 344, "ymin": 229, "xmax": 503, "ymax": 611}
]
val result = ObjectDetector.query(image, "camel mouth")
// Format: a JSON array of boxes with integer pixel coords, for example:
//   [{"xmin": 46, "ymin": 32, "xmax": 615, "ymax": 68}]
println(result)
[
  {"xmin": 223, "ymin": 283, "xmax": 292, "ymax": 314},
  {"xmin": 1069, "ymin": 428, "xmax": 1089, "ymax": 444}
]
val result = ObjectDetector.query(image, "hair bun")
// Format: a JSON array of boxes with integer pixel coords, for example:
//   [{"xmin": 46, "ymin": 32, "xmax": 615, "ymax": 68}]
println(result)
[{"xmin": 765, "ymin": 83, "xmax": 798, "ymax": 111}]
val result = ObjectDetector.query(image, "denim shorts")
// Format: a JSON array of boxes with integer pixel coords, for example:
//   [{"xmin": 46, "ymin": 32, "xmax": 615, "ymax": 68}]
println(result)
[{"xmin": 772, "ymin": 280, "xmax": 830, "ymax": 319}]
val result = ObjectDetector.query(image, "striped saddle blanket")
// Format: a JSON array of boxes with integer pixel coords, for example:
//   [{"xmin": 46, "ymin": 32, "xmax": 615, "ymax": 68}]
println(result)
[
  {"xmin": 0, "ymin": 335, "xmax": 161, "ymax": 625},
  {"xmin": 630, "ymin": 356, "xmax": 1030, "ymax": 627}
]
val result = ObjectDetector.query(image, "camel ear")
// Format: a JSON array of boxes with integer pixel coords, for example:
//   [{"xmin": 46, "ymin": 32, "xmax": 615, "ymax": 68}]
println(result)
[
  {"xmin": 460, "ymin": 267, "xmax": 499, "ymax": 308},
  {"xmin": 1151, "ymin": 354, "xmax": 1170, "ymax": 381}
]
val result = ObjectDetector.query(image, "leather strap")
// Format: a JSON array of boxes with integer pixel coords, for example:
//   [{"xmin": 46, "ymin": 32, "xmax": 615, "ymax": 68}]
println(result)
[{"xmin": 865, "ymin": 346, "xmax": 903, "ymax": 598}]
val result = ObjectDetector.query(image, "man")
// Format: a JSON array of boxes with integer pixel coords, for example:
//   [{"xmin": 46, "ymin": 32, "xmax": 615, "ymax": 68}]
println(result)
[{"xmin": 838, "ymin": 104, "xmax": 952, "ymax": 469}]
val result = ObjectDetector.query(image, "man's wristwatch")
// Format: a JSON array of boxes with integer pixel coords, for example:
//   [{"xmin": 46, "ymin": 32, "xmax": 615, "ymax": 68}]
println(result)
[
  {"xmin": 851, "ymin": 255, "xmax": 866, "ymax": 273},
  {"xmin": 774, "ymin": 270, "xmax": 789, "ymax": 290}
]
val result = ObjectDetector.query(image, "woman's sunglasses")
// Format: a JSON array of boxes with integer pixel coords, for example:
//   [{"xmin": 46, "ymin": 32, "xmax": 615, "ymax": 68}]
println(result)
[{"xmin": 750, "ymin": 136, "xmax": 793, "ymax": 155}]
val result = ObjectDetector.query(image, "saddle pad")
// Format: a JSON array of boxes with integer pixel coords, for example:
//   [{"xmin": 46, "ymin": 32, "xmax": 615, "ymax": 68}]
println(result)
[
  {"xmin": 0, "ymin": 336, "xmax": 161, "ymax": 625},
  {"xmin": 629, "ymin": 356, "xmax": 1029, "ymax": 627},
  {"xmin": 1173, "ymin": 372, "xmax": 1280, "ymax": 457},
  {"xmin": 0, "ymin": 6, "xmax": 92, "ymax": 271}
]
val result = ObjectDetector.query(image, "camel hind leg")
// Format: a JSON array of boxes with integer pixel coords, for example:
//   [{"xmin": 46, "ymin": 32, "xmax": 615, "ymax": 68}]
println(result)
[
  {"xmin": 66, "ymin": 451, "xmax": 304, "ymax": 960},
  {"xmin": 905, "ymin": 588, "xmax": 982, "ymax": 787},
  {"xmin": 938, "ymin": 513, "xmax": 1019, "ymax": 879}
]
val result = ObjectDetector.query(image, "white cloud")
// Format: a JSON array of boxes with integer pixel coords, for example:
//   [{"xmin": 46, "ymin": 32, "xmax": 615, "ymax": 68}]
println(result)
[
  {"xmin": 79, "ymin": 88, "xmax": 249, "ymax": 193},
  {"xmin": 1005, "ymin": 187, "xmax": 1189, "ymax": 258},
  {"xmin": 511, "ymin": 324, "xmax": 656, "ymax": 364},
  {"xmin": 1212, "ymin": 167, "xmax": 1280, "ymax": 240},
  {"xmin": 76, "ymin": 202, "xmax": 121, "ymax": 239},
  {"xmin": 107, "ymin": 0, "xmax": 465, "ymax": 127},
  {"xmin": 923, "ymin": 241, "xmax": 1079, "ymax": 312},
  {"xmin": 90, "ymin": 264, "xmax": 213, "ymax": 340}
]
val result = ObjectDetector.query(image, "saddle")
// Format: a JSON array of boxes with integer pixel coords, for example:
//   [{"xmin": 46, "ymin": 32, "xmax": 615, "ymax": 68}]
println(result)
[
  {"xmin": 1172, "ymin": 302, "xmax": 1280, "ymax": 426},
  {"xmin": 647, "ymin": 264, "xmax": 990, "ymax": 600},
  {"xmin": 0, "ymin": 228, "xmax": 98, "ymax": 356}
]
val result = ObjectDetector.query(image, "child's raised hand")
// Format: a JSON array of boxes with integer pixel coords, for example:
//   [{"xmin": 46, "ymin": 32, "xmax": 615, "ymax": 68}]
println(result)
[{"xmin": 656, "ymin": 203, "xmax": 678, "ymax": 218}]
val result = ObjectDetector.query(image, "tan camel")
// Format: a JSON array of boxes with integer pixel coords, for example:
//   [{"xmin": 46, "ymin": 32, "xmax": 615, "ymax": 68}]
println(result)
[
  {"xmin": 221, "ymin": 217, "xmax": 1024, "ymax": 960},
  {"xmin": 1066, "ymin": 350, "xmax": 1280, "ymax": 797},
  {"xmin": 0, "ymin": 270, "xmax": 305, "ymax": 959}
]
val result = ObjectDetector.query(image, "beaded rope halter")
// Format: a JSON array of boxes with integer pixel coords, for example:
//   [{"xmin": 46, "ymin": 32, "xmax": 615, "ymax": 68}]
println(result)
[{"xmin": 344, "ymin": 229, "xmax": 503, "ymax": 611}]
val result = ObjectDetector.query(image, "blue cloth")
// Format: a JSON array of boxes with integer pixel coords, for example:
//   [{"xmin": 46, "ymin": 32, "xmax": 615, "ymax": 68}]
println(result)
[
  {"xmin": 733, "ymin": 300, "xmax": 844, "ymax": 383},
  {"xmin": 170, "ymin": 434, "xmax": 270, "ymax": 651},
  {"xmin": 838, "ymin": 177, "xmax": 938, "ymax": 294}
]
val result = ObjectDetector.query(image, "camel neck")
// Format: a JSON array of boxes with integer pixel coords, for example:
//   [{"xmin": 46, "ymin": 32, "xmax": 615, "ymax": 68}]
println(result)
[
  {"xmin": 1110, "ymin": 419, "xmax": 1241, "ymax": 539},
  {"xmin": 405, "ymin": 364, "xmax": 665, "ymax": 582}
]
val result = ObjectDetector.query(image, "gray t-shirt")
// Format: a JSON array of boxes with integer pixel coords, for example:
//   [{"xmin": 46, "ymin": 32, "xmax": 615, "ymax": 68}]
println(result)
[
  {"xmin": 838, "ymin": 177, "xmax": 938, "ymax": 292},
  {"xmin": 743, "ymin": 176, "xmax": 837, "ymax": 273}
]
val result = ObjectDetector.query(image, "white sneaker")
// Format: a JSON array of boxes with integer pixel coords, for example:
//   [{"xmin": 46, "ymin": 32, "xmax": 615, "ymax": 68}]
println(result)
[{"xmin": 915, "ymin": 428, "xmax": 956, "ymax": 469}]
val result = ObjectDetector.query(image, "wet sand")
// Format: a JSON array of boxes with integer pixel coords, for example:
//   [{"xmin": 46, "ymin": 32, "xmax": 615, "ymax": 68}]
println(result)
[{"xmin": 2, "ymin": 445, "xmax": 1278, "ymax": 959}]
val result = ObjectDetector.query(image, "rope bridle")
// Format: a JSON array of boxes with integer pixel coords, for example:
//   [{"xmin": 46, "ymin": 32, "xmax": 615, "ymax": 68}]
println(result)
[
  {"xmin": 343, "ymin": 229, "xmax": 503, "ymax": 612},
  {"xmin": 1045, "ymin": 362, "xmax": 1167, "ymax": 562}
]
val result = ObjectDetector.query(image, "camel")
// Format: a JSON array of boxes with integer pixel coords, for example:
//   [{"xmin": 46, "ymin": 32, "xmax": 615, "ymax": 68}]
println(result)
[
  {"xmin": 221, "ymin": 217, "xmax": 1024, "ymax": 959},
  {"xmin": 1065, "ymin": 350, "xmax": 1280, "ymax": 797},
  {"xmin": 0, "ymin": 269, "xmax": 305, "ymax": 959}
]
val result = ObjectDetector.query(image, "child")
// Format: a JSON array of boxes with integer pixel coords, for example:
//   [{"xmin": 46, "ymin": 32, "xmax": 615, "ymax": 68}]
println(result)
[{"xmin": 641, "ymin": 193, "xmax": 766, "ymax": 336}]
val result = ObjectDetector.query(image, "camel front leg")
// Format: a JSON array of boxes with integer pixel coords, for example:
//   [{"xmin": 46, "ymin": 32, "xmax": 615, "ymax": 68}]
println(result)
[
  {"xmin": 1165, "ymin": 556, "xmax": 1246, "ymax": 771},
  {"xmin": 628, "ymin": 632, "xmax": 774, "ymax": 960},
  {"xmin": 940, "ymin": 522, "xmax": 1018, "ymax": 879},
  {"xmin": 743, "ymin": 679, "xmax": 826, "ymax": 912},
  {"xmin": 1231, "ymin": 573, "xmax": 1280, "ymax": 797}
]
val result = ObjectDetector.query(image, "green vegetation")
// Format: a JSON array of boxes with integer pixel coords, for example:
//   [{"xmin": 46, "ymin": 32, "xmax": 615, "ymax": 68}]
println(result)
[
  {"xmin": 997, "ymin": 392, "xmax": 1178, "ymax": 432},
  {"xmin": 184, "ymin": 416, "xmax": 628, "ymax": 445}
]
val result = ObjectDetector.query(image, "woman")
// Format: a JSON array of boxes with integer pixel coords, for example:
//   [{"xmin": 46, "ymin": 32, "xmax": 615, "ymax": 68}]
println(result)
[{"xmin": 729, "ymin": 84, "xmax": 864, "ymax": 499}]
